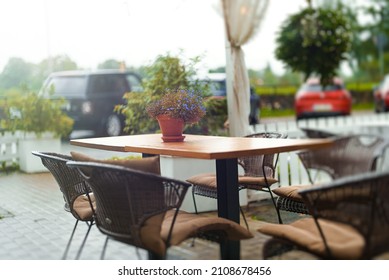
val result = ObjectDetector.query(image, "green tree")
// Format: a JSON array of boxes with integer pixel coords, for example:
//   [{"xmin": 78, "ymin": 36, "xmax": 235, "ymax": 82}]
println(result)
[
  {"xmin": 361, "ymin": 0, "xmax": 389, "ymax": 80},
  {"xmin": 320, "ymin": 1, "xmax": 367, "ymax": 80},
  {"xmin": 209, "ymin": 67, "xmax": 226, "ymax": 73},
  {"xmin": 31, "ymin": 55, "xmax": 78, "ymax": 89},
  {"xmin": 0, "ymin": 55, "xmax": 78, "ymax": 93},
  {"xmin": 0, "ymin": 57, "xmax": 34, "ymax": 90},
  {"xmin": 275, "ymin": 4, "xmax": 351, "ymax": 85},
  {"xmin": 278, "ymin": 70, "xmax": 302, "ymax": 86},
  {"xmin": 97, "ymin": 59, "xmax": 122, "ymax": 69},
  {"xmin": 261, "ymin": 64, "xmax": 278, "ymax": 85}
]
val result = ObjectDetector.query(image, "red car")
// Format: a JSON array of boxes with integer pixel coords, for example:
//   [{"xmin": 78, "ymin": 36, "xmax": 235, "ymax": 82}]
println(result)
[
  {"xmin": 295, "ymin": 77, "xmax": 352, "ymax": 120},
  {"xmin": 373, "ymin": 75, "xmax": 389, "ymax": 113}
]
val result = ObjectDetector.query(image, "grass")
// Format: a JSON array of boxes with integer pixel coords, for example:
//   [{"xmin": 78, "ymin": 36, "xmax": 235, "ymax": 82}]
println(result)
[
  {"xmin": 352, "ymin": 102, "xmax": 374, "ymax": 111},
  {"xmin": 254, "ymin": 82, "xmax": 378, "ymax": 96},
  {"xmin": 260, "ymin": 102, "xmax": 374, "ymax": 119},
  {"xmin": 260, "ymin": 108, "xmax": 295, "ymax": 118},
  {"xmin": 0, "ymin": 162, "xmax": 20, "ymax": 173}
]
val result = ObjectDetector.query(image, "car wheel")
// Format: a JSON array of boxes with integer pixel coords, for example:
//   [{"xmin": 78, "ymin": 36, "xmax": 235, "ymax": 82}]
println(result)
[{"xmin": 104, "ymin": 114, "xmax": 123, "ymax": 136}]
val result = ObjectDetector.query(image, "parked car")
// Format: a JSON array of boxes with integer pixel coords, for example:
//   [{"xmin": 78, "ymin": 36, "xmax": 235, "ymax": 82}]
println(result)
[
  {"xmin": 295, "ymin": 77, "xmax": 352, "ymax": 120},
  {"xmin": 39, "ymin": 69, "xmax": 142, "ymax": 136},
  {"xmin": 373, "ymin": 75, "xmax": 389, "ymax": 113},
  {"xmin": 198, "ymin": 73, "xmax": 260, "ymax": 125}
]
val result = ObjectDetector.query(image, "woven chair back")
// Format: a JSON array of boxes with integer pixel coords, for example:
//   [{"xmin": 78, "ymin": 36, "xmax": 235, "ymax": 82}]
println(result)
[
  {"xmin": 32, "ymin": 151, "xmax": 90, "ymax": 220},
  {"xmin": 300, "ymin": 171, "xmax": 389, "ymax": 258},
  {"xmin": 301, "ymin": 128, "xmax": 337, "ymax": 138},
  {"xmin": 298, "ymin": 134, "xmax": 387, "ymax": 182},
  {"xmin": 239, "ymin": 132, "xmax": 286, "ymax": 178},
  {"xmin": 67, "ymin": 161, "xmax": 190, "ymax": 249}
]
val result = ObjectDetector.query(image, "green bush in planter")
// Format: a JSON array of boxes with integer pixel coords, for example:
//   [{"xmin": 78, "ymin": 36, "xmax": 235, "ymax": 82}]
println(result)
[{"xmin": 0, "ymin": 92, "xmax": 74, "ymax": 138}]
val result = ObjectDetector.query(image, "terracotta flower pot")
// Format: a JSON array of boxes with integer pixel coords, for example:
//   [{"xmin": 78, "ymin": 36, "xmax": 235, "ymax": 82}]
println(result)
[{"xmin": 156, "ymin": 115, "xmax": 185, "ymax": 142}]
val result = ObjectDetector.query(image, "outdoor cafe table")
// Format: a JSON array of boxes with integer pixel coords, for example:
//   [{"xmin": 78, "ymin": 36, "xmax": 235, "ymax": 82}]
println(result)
[{"xmin": 70, "ymin": 133, "xmax": 332, "ymax": 260}]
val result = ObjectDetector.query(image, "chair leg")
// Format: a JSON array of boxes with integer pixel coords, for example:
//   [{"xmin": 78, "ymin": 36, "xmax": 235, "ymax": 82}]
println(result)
[
  {"xmin": 268, "ymin": 189, "xmax": 283, "ymax": 224},
  {"xmin": 148, "ymin": 251, "xmax": 163, "ymax": 260},
  {"xmin": 75, "ymin": 221, "xmax": 93, "ymax": 260},
  {"xmin": 100, "ymin": 236, "xmax": 109, "ymax": 260},
  {"xmin": 239, "ymin": 206, "xmax": 249, "ymax": 230},
  {"xmin": 192, "ymin": 187, "xmax": 199, "ymax": 214},
  {"xmin": 190, "ymin": 187, "xmax": 199, "ymax": 246},
  {"xmin": 62, "ymin": 220, "xmax": 79, "ymax": 260}
]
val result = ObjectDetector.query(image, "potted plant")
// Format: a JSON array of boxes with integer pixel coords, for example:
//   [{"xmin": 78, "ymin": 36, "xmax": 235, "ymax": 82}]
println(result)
[
  {"xmin": 1, "ymin": 92, "xmax": 74, "ymax": 172},
  {"xmin": 146, "ymin": 89, "xmax": 206, "ymax": 142},
  {"xmin": 114, "ymin": 53, "xmax": 223, "ymax": 136}
]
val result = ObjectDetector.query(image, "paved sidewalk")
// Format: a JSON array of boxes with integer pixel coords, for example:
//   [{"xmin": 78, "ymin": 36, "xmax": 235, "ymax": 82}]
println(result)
[{"xmin": 0, "ymin": 171, "xmax": 286, "ymax": 260}]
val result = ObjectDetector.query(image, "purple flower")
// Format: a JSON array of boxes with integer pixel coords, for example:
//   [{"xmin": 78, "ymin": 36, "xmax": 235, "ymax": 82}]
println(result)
[{"xmin": 146, "ymin": 88, "xmax": 206, "ymax": 124}]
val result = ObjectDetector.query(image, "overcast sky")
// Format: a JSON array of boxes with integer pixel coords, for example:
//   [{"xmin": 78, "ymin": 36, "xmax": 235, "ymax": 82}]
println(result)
[{"xmin": 0, "ymin": 0, "xmax": 309, "ymax": 74}]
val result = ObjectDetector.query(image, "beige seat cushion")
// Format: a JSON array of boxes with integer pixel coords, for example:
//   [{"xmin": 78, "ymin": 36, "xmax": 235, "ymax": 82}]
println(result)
[
  {"xmin": 187, "ymin": 173, "xmax": 277, "ymax": 190},
  {"xmin": 257, "ymin": 218, "xmax": 365, "ymax": 259},
  {"xmin": 140, "ymin": 210, "xmax": 253, "ymax": 257},
  {"xmin": 238, "ymin": 176, "xmax": 278, "ymax": 188},
  {"xmin": 163, "ymin": 210, "xmax": 253, "ymax": 244},
  {"xmin": 70, "ymin": 151, "xmax": 161, "ymax": 175},
  {"xmin": 139, "ymin": 213, "xmax": 167, "ymax": 257},
  {"xmin": 73, "ymin": 193, "xmax": 96, "ymax": 220},
  {"xmin": 187, "ymin": 173, "xmax": 218, "ymax": 188},
  {"xmin": 272, "ymin": 185, "xmax": 311, "ymax": 202}
]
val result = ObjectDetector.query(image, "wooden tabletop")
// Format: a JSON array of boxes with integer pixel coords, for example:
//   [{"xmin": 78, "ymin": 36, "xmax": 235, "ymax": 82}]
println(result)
[{"xmin": 70, "ymin": 134, "xmax": 333, "ymax": 160}]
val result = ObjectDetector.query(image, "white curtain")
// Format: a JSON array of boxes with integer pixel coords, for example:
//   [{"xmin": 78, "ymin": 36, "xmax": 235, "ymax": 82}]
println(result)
[{"xmin": 222, "ymin": 0, "xmax": 269, "ymax": 136}]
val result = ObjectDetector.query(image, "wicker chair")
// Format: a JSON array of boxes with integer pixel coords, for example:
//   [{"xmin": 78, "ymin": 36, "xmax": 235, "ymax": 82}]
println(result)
[
  {"xmin": 31, "ymin": 151, "xmax": 95, "ymax": 260},
  {"xmin": 274, "ymin": 134, "xmax": 388, "ymax": 215},
  {"xmin": 258, "ymin": 170, "xmax": 389, "ymax": 259},
  {"xmin": 187, "ymin": 132, "xmax": 286, "ymax": 226},
  {"xmin": 66, "ymin": 161, "xmax": 253, "ymax": 260},
  {"xmin": 300, "ymin": 127, "xmax": 337, "ymax": 138}
]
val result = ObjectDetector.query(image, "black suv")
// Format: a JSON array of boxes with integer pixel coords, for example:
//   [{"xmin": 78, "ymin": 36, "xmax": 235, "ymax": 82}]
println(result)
[{"xmin": 40, "ymin": 70, "xmax": 142, "ymax": 136}]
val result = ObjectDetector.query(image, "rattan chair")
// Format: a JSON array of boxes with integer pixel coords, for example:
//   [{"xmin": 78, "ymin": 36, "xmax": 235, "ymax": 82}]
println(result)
[
  {"xmin": 187, "ymin": 132, "xmax": 286, "ymax": 226},
  {"xmin": 258, "ymin": 170, "xmax": 389, "ymax": 259},
  {"xmin": 31, "ymin": 151, "xmax": 95, "ymax": 260},
  {"xmin": 274, "ymin": 134, "xmax": 388, "ymax": 215},
  {"xmin": 300, "ymin": 127, "xmax": 337, "ymax": 138},
  {"xmin": 66, "ymin": 161, "xmax": 253, "ymax": 260}
]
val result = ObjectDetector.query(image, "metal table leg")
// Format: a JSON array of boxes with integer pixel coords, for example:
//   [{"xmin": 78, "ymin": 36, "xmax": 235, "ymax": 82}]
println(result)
[{"xmin": 216, "ymin": 158, "xmax": 240, "ymax": 260}]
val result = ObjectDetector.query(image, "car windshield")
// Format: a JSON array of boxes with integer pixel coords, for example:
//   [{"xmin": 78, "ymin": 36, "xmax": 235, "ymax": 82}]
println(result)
[
  {"xmin": 41, "ymin": 76, "xmax": 87, "ymax": 97},
  {"xmin": 301, "ymin": 83, "xmax": 344, "ymax": 92},
  {"xmin": 200, "ymin": 79, "xmax": 226, "ymax": 96},
  {"xmin": 210, "ymin": 80, "xmax": 226, "ymax": 96},
  {"xmin": 88, "ymin": 74, "xmax": 128, "ymax": 95}
]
